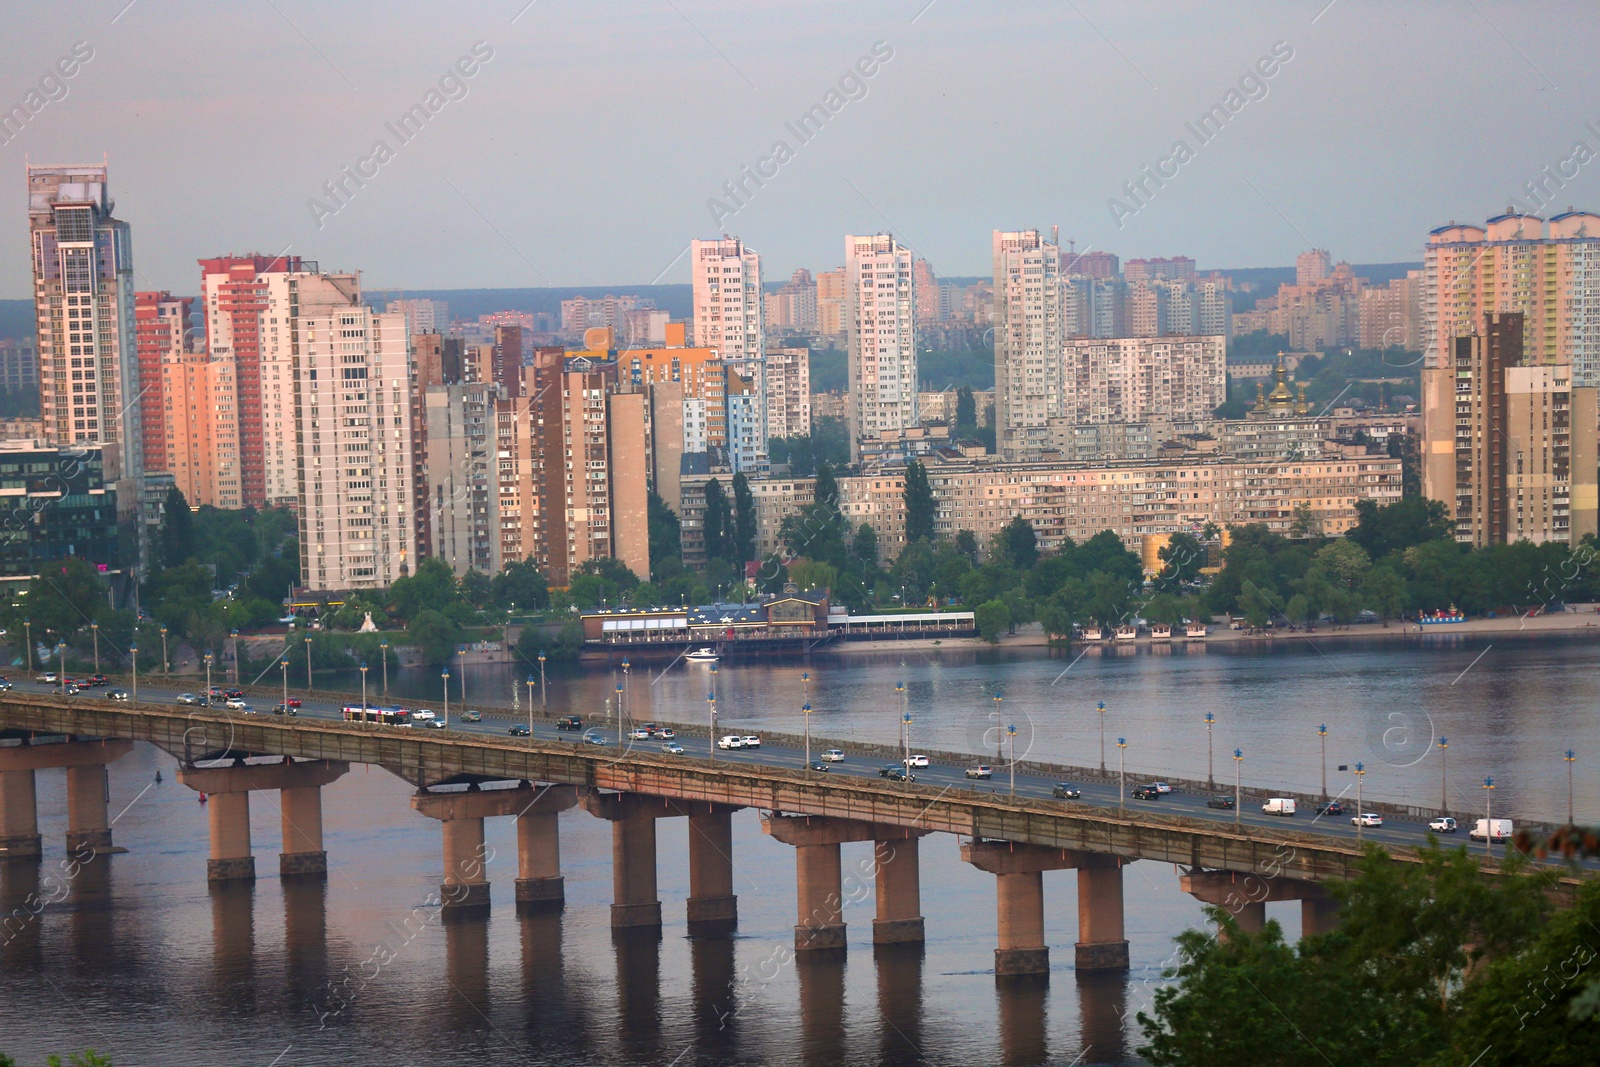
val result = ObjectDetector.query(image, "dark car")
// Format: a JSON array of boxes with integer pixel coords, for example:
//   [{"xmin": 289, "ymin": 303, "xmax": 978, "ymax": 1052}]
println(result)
[
  {"xmin": 1207, "ymin": 795, "xmax": 1236, "ymax": 809},
  {"xmin": 88, "ymin": 674, "xmax": 108, "ymax": 686},
  {"xmin": 508, "ymin": 724, "xmax": 531, "ymax": 737},
  {"xmin": 271, "ymin": 703, "xmax": 297, "ymax": 716},
  {"xmin": 1131, "ymin": 785, "xmax": 1161, "ymax": 801},
  {"xmin": 809, "ymin": 761, "xmax": 832, "ymax": 773},
  {"xmin": 224, "ymin": 689, "xmax": 244, "ymax": 700},
  {"xmin": 1052, "ymin": 783, "xmax": 1082, "ymax": 799},
  {"xmin": 880, "ymin": 765, "xmax": 915, "ymax": 782},
  {"xmin": 1314, "ymin": 801, "xmax": 1346, "ymax": 816},
  {"xmin": 556, "ymin": 716, "xmax": 583, "ymax": 730},
  {"xmin": 104, "ymin": 689, "xmax": 130, "ymax": 701}
]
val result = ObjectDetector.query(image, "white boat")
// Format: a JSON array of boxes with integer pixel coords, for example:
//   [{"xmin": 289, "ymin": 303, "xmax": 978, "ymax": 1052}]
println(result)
[
  {"xmin": 1186, "ymin": 623, "xmax": 1208, "ymax": 638},
  {"xmin": 1151, "ymin": 623, "xmax": 1172, "ymax": 639},
  {"xmin": 685, "ymin": 647, "xmax": 719, "ymax": 663},
  {"xmin": 1114, "ymin": 625, "xmax": 1138, "ymax": 642}
]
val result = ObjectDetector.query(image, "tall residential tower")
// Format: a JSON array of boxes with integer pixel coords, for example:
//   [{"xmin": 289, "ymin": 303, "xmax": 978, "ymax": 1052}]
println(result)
[
  {"xmin": 845, "ymin": 233, "xmax": 917, "ymax": 460},
  {"xmin": 993, "ymin": 229, "xmax": 1063, "ymax": 459}
]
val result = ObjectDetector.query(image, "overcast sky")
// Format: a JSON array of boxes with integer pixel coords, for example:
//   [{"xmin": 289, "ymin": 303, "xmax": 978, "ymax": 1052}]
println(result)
[{"xmin": 2, "ymin": 0, "xmax": 1595, "ymax": 297}]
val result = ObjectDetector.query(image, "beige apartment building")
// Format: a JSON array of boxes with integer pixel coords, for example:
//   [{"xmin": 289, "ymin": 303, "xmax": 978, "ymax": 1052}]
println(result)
[
  {"xmin": 765, "ymin": 345, "xmax": 811, "ymax": 441},
  {"xmin": 1063, "ymin": 336, "xmax": 1226, "ymax": 424}
]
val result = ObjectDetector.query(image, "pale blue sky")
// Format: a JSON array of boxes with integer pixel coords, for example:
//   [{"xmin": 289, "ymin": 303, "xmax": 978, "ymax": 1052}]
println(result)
[{"xmin": 2, "ymin": 0, "xmax": 1594, "ymax": 295}]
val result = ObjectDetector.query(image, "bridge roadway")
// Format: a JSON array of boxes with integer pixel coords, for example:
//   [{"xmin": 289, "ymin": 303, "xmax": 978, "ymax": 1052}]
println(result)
[{"xmin": 0, "ymin": 686, "xmax": 1562, "ymax": 878}]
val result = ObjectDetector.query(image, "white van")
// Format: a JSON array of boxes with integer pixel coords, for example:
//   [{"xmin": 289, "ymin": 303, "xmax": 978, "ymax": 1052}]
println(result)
[
  {"xmin": 1262, "ymin": 798, "xmax": 1297, "ymax": 816},
  {"xmin": 1470, "ymin": 818, "xmax": 1513, "ymax": 842}
]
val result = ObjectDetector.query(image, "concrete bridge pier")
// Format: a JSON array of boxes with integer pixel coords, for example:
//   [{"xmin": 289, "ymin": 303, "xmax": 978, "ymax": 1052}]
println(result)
[
  {"xmin": 685, "ymin": 804, "xmax": 741, "ymax": 932},
  {"xmin": 0, "ymin": 768, "xmax": 40, "ymax": 860},
  {"xmin": 763, "ymin": 814, "xmax": 887, "ymax": 952},
  {"xmin": 1181, "ymin": 869, "xmax": 1336, "ymax": 940},
  {"xmin": 414, "ymin": 783, "xmax": 573, "ymax": 915},
  {"xmin": 181, "ymin": 759, "xmax": 349, "ymax": 882},
  {"xmin": 511, "ymin": 785, "xmax": 578, "ymax": 911},
  {"xmin": 582, "ymin": 791, "xmax": 672, "ymax": 930},
  {"xmin": 964, "ymin": 841, "xmax": 1128, "ymax": 977},
  {"xmin": 0, "ymin": 740, "xmax": 134, "ymax": 858},
  {"xmin": 872, "ymin": 830, "xmax": 928, "ymax": 945}
]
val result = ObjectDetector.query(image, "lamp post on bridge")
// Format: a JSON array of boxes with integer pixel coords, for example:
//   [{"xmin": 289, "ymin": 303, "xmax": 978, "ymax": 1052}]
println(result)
[
  {"xmin": 281, "ymin": 657, "xmax": 290, "ymax": 712},
  {"xmin": 1117, "ymin": 736, "xmax": 1128, "ymax": 808},
  {"xmin": 204, "ymin": 651, "xmax": 214, "ymax": 707},
  {"xmin": 359, "ymin": 662, "xmax": 369, "ymax": 719},
  {"xmin": 55, "ymin": 643, "xmax": 64, "ymax": 695},
  {"xmin": 91, "ymin": 620, "xmax": 99, "ymax": 674},
  {"xmin": 803, "ymin": 701, "xmax": 813, "ymax": 770},
  {"xmin": 1318, "ymin": 723, "xmax": 1328, "ymax": 800},
  {"xmin": 526, "ymin": 676, "xmax": 536, "ymax": 736},
  {"xmin": 538, "ymin": 650, "xmax": 547, "ymax": 709},
  {"xmin": 1565, "ymin": 749, "xmax": 1577, "ymax": 826},
  {"xmin": 1438, "ymin": 736, "xmax": 1449, "ymax": 813},
  {"xmin": 230, "ymin": 629, "xmax": 239, "ymax": 685},
  {"xmin": 441, "ymin": 669, "xmax": 451, "ymax": 729},
  {"xmin": 1483, "ymin": 776, "xmax": 1495, "ymax": 856},
  {"xmin": 895, "ymin": 681, "xmax": 907, "ymax": 762},
  {"xmin": 1096, "ymin": 700, "xmax": 1107, "ymax": 774},
  {"xmin": 615, "ymin": 682, "xmax": 624, "ymax": 743},
  {"xmin": 621, "ymin": 656, "xmax": 631, "ymax": 740},
  {"xmin": 1008, "ymin": 723, "xmax": 1018, "ymax": 796},
  {"xmin": 24, "ymin": 619, "xmax": 31, "ymax": 674},
  {"xmin": 1355, "ymin": 762, "xmax": 1367, "ymax": 839},
  {"xmin": 160, "ymin": 625, "xmax": 169, "ymax": 675},
  {"xmin": 993, "ymin": 692, "xmax": 1003, "ymax": 765},
  {"xmin": 707, "ymin": 688, "xmax": 718, "ymax": 768},
  {"xmin": 1233, "ymin": 748, "xmax": 1244, "ymax": 825},
  {"xmin": 379, "ymin": 639, "xmax": 389, "ymax": 695},
  {"xmin": 304, "ymin": 636, "xmax": 313, "ymax": 694},
  {"xmin": 1204, "ymin": 711, "xmax": 1215, "ymax": 789},
  {"xmin": 129, "ymin": 643, "xmax": 137, "ymax": 703}
]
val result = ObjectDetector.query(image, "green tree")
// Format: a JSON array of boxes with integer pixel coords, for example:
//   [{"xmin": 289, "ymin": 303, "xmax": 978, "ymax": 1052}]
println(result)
[
  {"xmin": 1288, "ymin": 501, "xmax": 1322, "ymax": 538},
  {"xmin": 1037, "ymin": 579, "xmax": 1088, "ymax": 639},
  {"xmin": 851, "ymin": 523, "xmax": 879, "ymax": 572},
  {"xmin": 388, "ymin": 558, "xmax": 459, "ymax": 625},
  {"xmin": 1361, "ymin": 565, "xmax": 1408, "ymax": 626},
  {"xmin": 409, "ymin": 608, "xmax": 462, "ymax": 665},
  {"xmin": 490, "ymin": 558, "xmax": 549, "ymax": 612},
  {"xmin": 1348, "ymin": 495, "xmax": 1453, "ymax": 560},
  {"xmin": 995, "ymin": 515, "xmax": 1038, "ymax": 570},
  {"xmin": 974, "ymin": 598, "xmax": 1010, "ymax": 643},
  {"xmin": 647, "ymin": 490, "xmax": 681, "ymax": 572},
  {"xmin": 955, "ymin": 386, "xmax": 977, "ymax": 431},
  {"xmin": 157, "ymin": 486, "xmax": 195, "ymax": 569},
  {"xmin": 702, "ymin": 479, "xmax": 729, "ymax": 565},
  {"xmin": 1237, "ymin": 582, "xmax": 1273, "ymax": 630},
  {"xmin": 1155, "ymin": 532, "xmax": 1205, "ymax": 592},
  {"xmin": 903, "ymin": 460, "xmax": 936, "ymax": 544},
  {"xmin": 954, "ymin": 529, "xmax": 980, "ymax": 565},
  {"xmin": 1314, "ymin": 539, "xmax": 1371, "ymax": 591},
  {"xmin": 14, "ymin": 558, "xmax": 108, "ymax": 644},
  {"xmin": 731, "ymin": 472, "xmax": 757, "ymax": 565}
]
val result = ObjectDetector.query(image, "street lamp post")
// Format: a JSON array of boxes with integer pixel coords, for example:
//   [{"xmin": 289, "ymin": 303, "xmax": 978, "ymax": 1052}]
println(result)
[
  {"xmin": 707, "ymin": 687, "xmax": 718, "ymax": 767},
  {"xmin": 1234, "ymin": 748, "xmax": 1245, "ymax": 825},
  {"xmin": 360, "ymin": 662, "xmax": 369, "ymax": 718},
  {"xmin": 803, "ymin": 701, "xmax": 813, "ymax": 769},
  {"xmin": 993, "ymin": 692, "xmax": 1003, "ymax": 765},
  {"xmin": 56, "ymin": 644, "xmax": 65, "ymax": 695},
  {"xmin": 621, "ymin": 657, "xmax": 631, "ymax": 740},
  {"xmin": 1118, "ymin": 736, "xmax": 1128, "ymax": 807},
  {"xmin": 230, "ymin": 629, "xmax": 239, "ymax": 685},
  {"xmin": 615, "ymin": 682, "xmax": 624, "ymax": 742},
  {"xmin": 160, "ymin": 626, "xmax": 169, "ymax": 675},
  {"xmin": 538, "ymin": 651, "xmax": 547, "ymax": 708},
  {"xmin": 91, "ymin": 621, "xmax": 99, "ymax": 674},
  {"xmin": 442, "ymin": 670, "xmax": 451, "ymax": 729},
  {"xmin": 1483, "ymin": 776, "xmax": 1495, "ymax": 855},
  {"xmin": 458, "ymin": 647, "xmax": 466, "ymax": 707},
  {"xmin": 23, "ymin": 619, "xmax": 31, "ymax": 674},
  {"xmin": 1318, "ymin": 724, "xmax": 1328, "ymax": 800},
  {"xmin": 379, "ymin": 640, "xmax": 389, "ymax": 694},
  {"xmin": 1355, "ymin": 762, "xmax": 1367, "ymax": 838},
  {"xmin": 526, "ymin": 675, "xmax": 536, "ymax": 734},
  {"xmin": 204, "ymin": 651, "xmax": 214, "ymax": 706},
  {"xmin": 1096, "ymin": 700, "xmax": 1107, "ymax": 773},
  {"xmin": 1204, "ymin": 711, "xmax": 1215, "ymax": 788},
  {"xmin": 129, "ymin": 643, "xmax": 137, "ymax": 702},
  {"xmin": 281, "ymin": 657, "xmax": 289, "ymax": 712},
  {"xmin": 1008, "ymin": 723, "xmax": 1018, "ymax": 796},
  {"xmin": 304, "ymin": 636, "xmax": 313, "ymax": 694},
  {"xmin": 1438, "ymin": 737, "xmax": 1449, "ymax": 813},
  {"xmin": 903, "ymin": 710, "xmax": 913, "ymax": 779},
  {"xmin": 1565, "ymin": 749, "xmax": 1577, "ymax": 825}
]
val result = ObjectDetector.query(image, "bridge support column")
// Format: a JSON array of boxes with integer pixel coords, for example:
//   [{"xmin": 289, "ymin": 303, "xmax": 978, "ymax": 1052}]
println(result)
[
  {"xmin": 686, "ymin": 806, "xmax": 738, "ymax": 931},
  {"xmin": 581, "ymin": 791, "xmax": 672, "ymax": 929},
  {"xmin": 764, "ymin": 814, "xmax": 899, "ymax": 952},
  {"xmin": 1, "ymin": 740, "xmax": 133, "ymax": 858},
  {"xmin": 207, "ymin": 791, "xmax": 255, "ymax": 883},
  {"xmin": 441, "ymin": 814, "xmax": 490, "ymax": 913},
  {"xmin": 181, "ymin": 759, "xmax": 349, "ymax": 884},
  {"xmin": 0, "ymin": 769, "xmax": 40, "ymax": 860},
  {"xmin": 1075, "ymin": 856, "xmax": 1129, "ymax": 971},
  {"xmin": 413, "ymin": 784, "xmax": 576, "ymax": 916},
  {"xmin": 515, "ymin": 810, "xmax": 563, "ymax": 910},
  {"xmin": 1181, "ymin": 869, "xmax": 1328, "ymax": 941},
  {"xmin": 1302, "ymin": 896, "xmax": 1342, "ymax": 937},
  {"xmin": 279, "ymin": 785, "xmax": 326, "ymax": 876},
  {"xmin": 964, "ymin": 840, "xmax": 1109, "ymax": 978},
  {"xmin": 873, "ymin": 832, "xmax": 926, "ymax": 945}
]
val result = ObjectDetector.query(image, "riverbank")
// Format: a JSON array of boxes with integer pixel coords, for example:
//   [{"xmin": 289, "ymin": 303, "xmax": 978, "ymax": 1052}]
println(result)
[{"xmin": 820, "ymin": 606, "xmax": 1600, "ymax": 655}]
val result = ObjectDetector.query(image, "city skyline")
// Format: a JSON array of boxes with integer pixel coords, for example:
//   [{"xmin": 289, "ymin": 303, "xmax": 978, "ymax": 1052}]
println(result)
[{"xmin": 3, "ymin": 1, "xmax": 1595, "ymax": 296}]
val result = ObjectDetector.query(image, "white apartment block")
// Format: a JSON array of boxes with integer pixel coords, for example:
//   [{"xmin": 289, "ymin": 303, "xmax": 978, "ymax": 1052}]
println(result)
[
  {"xmin": 1062, "ymin": 336, "xmax": 1226, "ymax": 424},
  {"xmin": 765, "ymin": 345, "xmax": 811, "ymax": 441},
  {"xmin": 692, "ymin": 237, "xmax": 767, "ymax": 466},
  {"xmin": 846, "ymin": 233, "xmax": 917, "ymax": 460},
  {"xmin": 992, "ymin": 229, "xmax": 1063, "ymax": 460},
  {"xmin": 292, "ymin": 275, "xmax": 415, "ymax": 591},
  {"xmin": 424, "ymin": 382, "xmax": 499, "ymax": 577},
  {"xmin": 387, "ymin": 298, "xmax": 447, "ymax": 336}
]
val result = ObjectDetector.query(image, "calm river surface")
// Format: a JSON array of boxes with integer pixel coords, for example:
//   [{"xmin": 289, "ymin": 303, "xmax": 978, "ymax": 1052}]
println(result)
[{"xmin": 2, "ymin": 635, "xmax": 1595, "ymax": 1065}]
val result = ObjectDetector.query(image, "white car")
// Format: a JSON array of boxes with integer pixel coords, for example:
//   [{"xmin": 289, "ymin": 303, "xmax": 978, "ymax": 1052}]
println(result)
[
  {"xmin": 1153, "ymin": 782, "xmax": 1173, "ymax": 794},
  {"xmin": 662, "ymin": 742, "xmax": 686, "ymax": 755},
  {"xmin": 966, "ymin": 765, "xmax": 994, "ymax": 779},
  {"xmin": 820, "ymin": 749, "xmax": 846, "ymax": 762},
  {"xmin": 36, "ymin": 673, "xmax": 57, "ymax": 684},
  {"xmin": 656, "ymin": 728, "xmax": 675, "ymax": 740},
  {"xmin": 741, "ymin": 735, "xmax": 762, "ymax": 748},
  {"xmin": 904, "ymin": 754, "xmax": 930, "ymax": 768},
  {"xmin": 717, "ymin": 735, "xmax": 746, "ymax": 750},
  {"xmin": 1352, "ymin": 812, "xmax": 1384, "ymax": 827},
  {"xmin": 224, "ymin": 697, "xmax": 249, "ymax": 710},
  {"xmin": 411, "ymin": 709, "xmax": 437, "ymax": 722},
  {"xmin": 627, "ymin": 728, "xmax": 651, "ymax": 741},
  {"xmin": 1429, "ymin": 816, "xmax": 1457, "ymax": 833}
]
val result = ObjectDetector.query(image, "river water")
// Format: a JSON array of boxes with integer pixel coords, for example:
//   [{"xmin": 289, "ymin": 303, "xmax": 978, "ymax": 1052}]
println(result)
[{"xmin": 1, "ymin": 635, "xmax": 1595, "ymax": 1065}]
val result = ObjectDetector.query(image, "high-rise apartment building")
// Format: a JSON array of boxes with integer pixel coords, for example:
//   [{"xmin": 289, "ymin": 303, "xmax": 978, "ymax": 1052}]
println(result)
[
  {"xmin": 134, "ymin": 291, "xmax": 191, "ymax": 475},
  {"xmin": 764, "ymin": 268, "xmax": 818, "ymax": 331},
  {"xmin": 161, "ymin": 353, "xmax": 241, "ymax": 509},
  {"xmin": 992, "ymin": 229, "xmax": 1063, "ymax": 460},
  {"xmin": 816, "ymin": 268, "xmax": 847, "ymax": 336},
  {"xmin": 1061, "ymin": 248, "xmax": 1119, "ymax": 279},
  {"xmin": 560, "ymin": 294, "xmax": 646, "ymax": 334},
  {"xmin": 1063, "ymin": 336, "xmax": 1226, "ymax": 424},
  {"xmin": 913, "ymin": 258, "xmax": 940, "ymax": 325},
  {"xmin": 0, "ymin": 338, "xmax": 39, "ymax": 393},
  {"xmin": 1422, "ymin": 212, "xmax": 1600, "ymax": 385},
  {"xmin": 1125, "ymin": 256, "xmax": 1196, "ymax": 284},
  {"xmin": 845, "ymin": 233, "xmax": 917, "ymax": 460},
  {"xmin": 424, "ymin": 382, "xmax": 498, "ymax": 576},
  {"xmin": 691, "ymin": 237, "xmax": 766, "ymax": 471},
  {"xmin": 1128, "ymin": 280, "xmax": 1168, "ymax": 337},
  {"xmin": 1297, "ymin": 249, "xmax": 1333, "ymax": 286},
  {"xmin": 27, "ymin": 164, "xmax": 143, "ymax": 502},
  {"xmin": 1358, "ymin": 270, "xmax": 1423, "ymax": 350},
  {"xmin": 199, "ymin": 253, "xmax": 306, "ymax": 508},
  {"xmin": 291, "ymin": 272, "xmax": 415, "ymax": 592},
  {"xmin": 1421, "ymin": 311, "xmax": 1597, "ymax": 546},
  {"xmin": 764, "ymin": 345, "xmax": 811, "ymax": 441},
  {"xmin": 387, "ymin": 298, "xmax": 448, "ymax": 336}
]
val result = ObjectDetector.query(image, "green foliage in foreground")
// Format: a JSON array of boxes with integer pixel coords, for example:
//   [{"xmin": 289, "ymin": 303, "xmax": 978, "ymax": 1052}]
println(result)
[
  {"xmin": 0, "ymin": 1052, "xmax": 113, "ymax": 1067},
  {"xmin": 1139, "ymin": 842, "xmax": 1600, "ymax": 1067}
]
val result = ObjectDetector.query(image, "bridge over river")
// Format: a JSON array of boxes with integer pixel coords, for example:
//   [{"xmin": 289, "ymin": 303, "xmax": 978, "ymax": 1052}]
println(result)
[{"xmin": 0, "ymin": 692, "xmax": 1588, "ymax": 977}]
